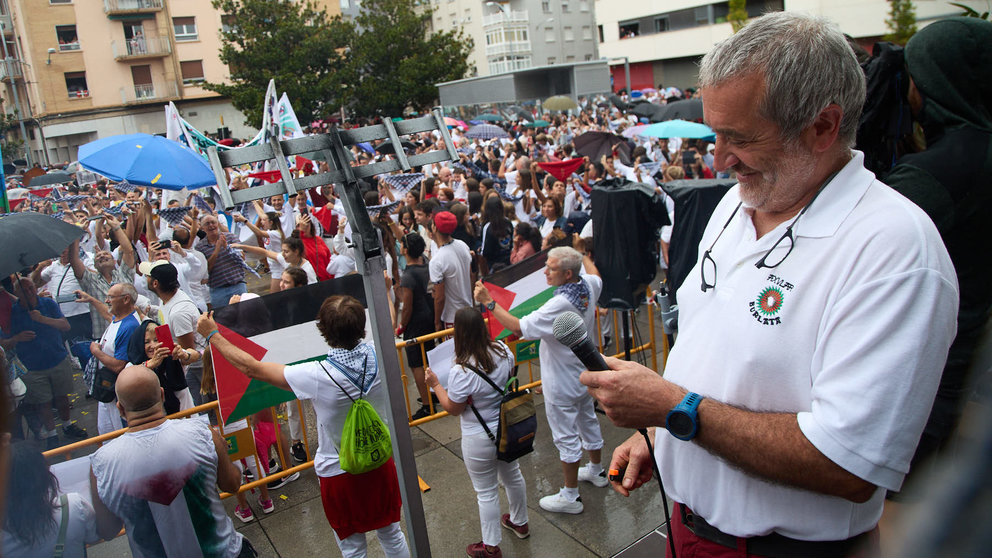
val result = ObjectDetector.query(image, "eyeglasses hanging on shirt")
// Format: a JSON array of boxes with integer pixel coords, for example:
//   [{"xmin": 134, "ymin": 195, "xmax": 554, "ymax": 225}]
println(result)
[{"xmin": 700, "ymin": 171, "xmax": 839, "ymax": 293}]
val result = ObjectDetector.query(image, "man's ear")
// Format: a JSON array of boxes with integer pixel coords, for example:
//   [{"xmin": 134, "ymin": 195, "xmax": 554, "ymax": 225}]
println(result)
[{"xmin": 806, "ymin": 104, "xmax": 843, "ymax": 153}]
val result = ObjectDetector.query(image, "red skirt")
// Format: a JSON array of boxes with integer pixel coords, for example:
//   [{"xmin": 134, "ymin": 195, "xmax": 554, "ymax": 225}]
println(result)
[{"xmin": 319, "ymin": 457, "xmax": 403, "ymax": 540}]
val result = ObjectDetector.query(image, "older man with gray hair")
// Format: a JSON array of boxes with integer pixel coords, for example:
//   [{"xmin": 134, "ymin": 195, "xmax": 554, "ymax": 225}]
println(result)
[
  {"xmin": 580, "ymin": 11, "xmax": 959, "ymax": 557},
  {"xmin": 475, "ymin": 246, "xmax": 606, "ymax": 515},
  {"xmin": 89, "ymin": 282, "xmax": 141, "ymax": 435}
]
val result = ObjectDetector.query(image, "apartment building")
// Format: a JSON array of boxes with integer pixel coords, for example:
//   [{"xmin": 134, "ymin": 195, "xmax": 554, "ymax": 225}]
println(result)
[
  {"xmin": 0, "ymin": 0, "xmax": 340, "ymax": 167},
  {"xmin": 595, "ymin": 0, "xmax": 984, "ymax": 92},
  {"xmin": 428, "ymin": 0, "xmax": 598, "ymax": 77}
]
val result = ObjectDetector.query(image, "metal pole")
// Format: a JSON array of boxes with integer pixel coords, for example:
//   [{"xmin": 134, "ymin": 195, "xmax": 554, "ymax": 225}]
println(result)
[
  {"xmin": 329, "ymin": 131, "xmax": 432, "ymax": 557},
  {"xmin": 32, "ymin": 117, "xmax": 50, "ymax": 167},
  {"xmin": 1, "ymin": 48, "xmax": 31, "ymax": 167},
  {"xmin": 624, "ymin": 56, "xmax": 631, "ymax": 95}
]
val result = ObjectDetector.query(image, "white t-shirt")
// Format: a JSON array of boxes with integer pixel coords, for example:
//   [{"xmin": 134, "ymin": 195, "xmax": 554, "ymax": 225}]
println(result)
[
  {"xmin": 446, "ymin": 342, "xmax": 513, "ymax": 437},
  {"xmin": 656, "ymin": 151, "xmax": 958, "ymax": 540},
  {"xmin": 519, "ymin": 273, "xmax": 603, "ymax": 405},
  {"xmin": 276, "ymin": 254, "xmax": 317, "ymax": 284},
  {"xmin": 282, "ymin": 344, "xmax": 389, "ymax": 478},
  {"xmin": 2, "ymin": 493, "xmax": 98, "ymax": 558},
  {"xmin": 159, "ymin": 289, "xmax": 202, "ymax": 349},
  {"xmin": 262, "ymin": 230, "xmax": 285, "ymax": 278},
  {"xmin": 428, "ymin": 239, "xmax": 474, "ymax": 324},
  {"xmin": 40, "ymin": 261, "xmax": 88, "ymax": 317},
  {"xmin": 326, "ymin": 253, "xmax": 356, "ymax": 278},
  {"xmin": 90, "ymin": 419, "xmax": 245, "ymax": 558}
]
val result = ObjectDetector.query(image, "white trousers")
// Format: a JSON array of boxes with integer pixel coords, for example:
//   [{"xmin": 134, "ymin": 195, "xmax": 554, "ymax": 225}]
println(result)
[
  {"xmin": 462, "ymin": 433, "xmax": 529, "ymax": 546},
  {"xmin": 333, "ymin": 521, "xmax": 409, "ymax": 558},
  {"xmin": 545, "ymin": 396, "xmax": 604, "ymax": 463}
]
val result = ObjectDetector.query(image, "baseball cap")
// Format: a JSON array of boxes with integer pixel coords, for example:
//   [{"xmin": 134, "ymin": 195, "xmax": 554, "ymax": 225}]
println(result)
[
  {"xmin": 138, "ymin": 260, "xmax": 178, "ymax": 285},
  {"xmin": 434, "ymin": 211, "xmax": 457, "ymax": 235}
]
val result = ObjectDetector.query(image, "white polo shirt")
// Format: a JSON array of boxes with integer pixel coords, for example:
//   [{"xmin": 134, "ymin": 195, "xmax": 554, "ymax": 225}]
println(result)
[
  {"xmin": 519, "ymin": 273, "xmax": 603, "ymax": 405},
  {"xmin": 657, "ymin": 151, "xmax": 958, "ymax": 540}
]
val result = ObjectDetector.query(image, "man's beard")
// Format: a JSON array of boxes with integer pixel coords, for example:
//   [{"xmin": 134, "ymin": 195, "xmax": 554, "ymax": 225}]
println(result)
[{"xmin": 736, "ymin": 141, "xmax": 817, "ymax": 212}]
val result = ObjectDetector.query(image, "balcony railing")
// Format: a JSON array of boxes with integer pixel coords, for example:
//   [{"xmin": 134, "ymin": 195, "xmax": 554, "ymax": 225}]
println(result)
[
  {"xmin": 111, "ymin": 36, "xmax": 171, "ymax": 59},
  {"xmin": 0, "ymin": 58, "xmax": 23, "ymax": 82},
  {"xmin": 1, "ymin": 14, "xmax": 13, "ymax": 36},
  {"xmin": 104, "ymin": 0, "xmax": 163, "ymax": 15},
  {"xmin": 119, "ymin": 81, "xmax": 179, "ymax": 104},
  {"xmin": 485, "ymin": 40, "xmax": 532, "ymax": 57},
  {"xmin": 482, "ymin": 9, "xmax": 529, "ymax": 28}
]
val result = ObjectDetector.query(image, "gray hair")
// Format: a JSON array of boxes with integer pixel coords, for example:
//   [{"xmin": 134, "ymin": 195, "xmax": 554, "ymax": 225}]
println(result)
[
  {"xmin": 699, "ymin": 11, "xmax": 865, "ymax": 146},
  {"xmin": 548, "ymin": 246, "xmax": 583, "ymax": 276},
  {"xmin": 115, "ymin": 282, "xmax": 138, "ymax": 305}
]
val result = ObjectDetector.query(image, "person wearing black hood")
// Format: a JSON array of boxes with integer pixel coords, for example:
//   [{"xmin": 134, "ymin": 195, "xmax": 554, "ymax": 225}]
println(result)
[{"xmin": 882, "ymin": 16, "xmax": 992, "ymax": 480}]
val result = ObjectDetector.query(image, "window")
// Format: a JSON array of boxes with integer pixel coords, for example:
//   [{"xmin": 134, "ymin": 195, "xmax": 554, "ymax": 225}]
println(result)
[
  {"xmin": 581, "ymin": 25, "xmax": 591, "ymax": 40},
  {"xmin": 173, "ymin": 17, "xmax": 197, "ymax": 42},
  {"xmin": 541, "ymin": 1, "xmax": 550, "ymax": 13},
  {"xmin": 547, "ymin": 56, "xmax": 556, "ymax": 65},
  {"xmin": 545, "ymin": 28, "xmax": 555, "ymax": 42},
  {"xmin": 464, "ymin": 8, "xmax": 471, "ymax": 22},
  {"xmin": 579, "ymin": 0, "xmax": 589, "ymax": 12},
  {"xmin": 221, "ymin": 15, "xmax": 237, "ymax": 34},
  {"xmin": 561, "ymin": 0, "xmax": 569, "ymax": 13},
  {"xmin": 131, "ymin": 65, "xmax": 154, "ymax": 98},
  {"xmin": 598, "ymin": 24, "xmax": 603, "ymax": 42},
  {"xmin": 566, "ymin": 55, "xmax": 575, "ymax": 62},
  {"xmin": 64, "ymin": 71, "xmax": 88, "ymax": 99},
  {"xmin": 340, "ymin": 0, "xmax": 350, "ymax": 8},
  {"xmin": 563, "ymin": 26, "xmax": 573, "ymax": 41},
  {"xmin": 584, "ymin": 53, "xmax": 593, "ymax": 61},
  {"xmin": 694, "ymin": 6, "xmax": 710, "ymax": 26},
  {"xmin": 181, "ymin": 60, "xmax": 204, "ymax": 85},
  {"xmin": 619, "ymin": 22, "xmax": 639, "ymax": 38},
  {"xmin": 654, "ymin": 16, "xmax": 670, "ymax": 33},
  {"xmin": 56, "ymin": 25, "xmax": 79, "ymax": 51},
  {"xmin": 49, "ymin": 0, "xmax": 71, "ymax": 4}
]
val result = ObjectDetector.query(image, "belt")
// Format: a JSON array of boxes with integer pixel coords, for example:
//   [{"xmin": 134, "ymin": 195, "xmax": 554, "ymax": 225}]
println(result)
[{"xmin": 678, "ymin": 503, "xmax": 870, "ymax": 558}]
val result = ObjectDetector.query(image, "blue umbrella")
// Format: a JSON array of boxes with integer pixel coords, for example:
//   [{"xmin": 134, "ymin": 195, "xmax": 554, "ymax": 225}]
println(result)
[
  {"xmin": 638, "ymin": 119, "xmax": 715, "ymax": 140},
  {"xmin": 78, "ymin": 133, "xmax": 215, "ymax": 191},
  {"xmin": 466, "ymin": 124, "xmax": 510, "ymax": 140}
]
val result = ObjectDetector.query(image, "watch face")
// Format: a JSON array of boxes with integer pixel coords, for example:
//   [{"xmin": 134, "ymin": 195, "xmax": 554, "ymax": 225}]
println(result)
[{"xmin": 668, "ymin": 412, "xmax": 694, "ymax": 437}]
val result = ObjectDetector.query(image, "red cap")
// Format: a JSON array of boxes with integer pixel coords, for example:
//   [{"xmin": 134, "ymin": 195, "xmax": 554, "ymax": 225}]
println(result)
[{"xmin": 433, "ymin": 211, "xmax": 457, "ymax": 234}]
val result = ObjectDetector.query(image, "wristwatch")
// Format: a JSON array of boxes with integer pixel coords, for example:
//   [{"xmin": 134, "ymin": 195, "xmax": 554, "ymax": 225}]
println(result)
[
  {"xmin": 486, "ymin": 300, "xmax": 496, "ymax": 311},
  {"xmin": 665, "ymin": 392, "xmax": 703, "ymax": 441}
]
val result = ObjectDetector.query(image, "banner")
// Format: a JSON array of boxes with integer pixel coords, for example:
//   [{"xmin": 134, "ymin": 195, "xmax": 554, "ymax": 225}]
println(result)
[
  {"xmin": 276, "ymin": 92, "xmax": 305, "ymax": 141},
  {"xmin": 481, "ymin": 250, "xmax": 554, "ymax": 340},
  {"xmin": 210, "ymin": 275, "xmax": 368, "ymax": 424}
]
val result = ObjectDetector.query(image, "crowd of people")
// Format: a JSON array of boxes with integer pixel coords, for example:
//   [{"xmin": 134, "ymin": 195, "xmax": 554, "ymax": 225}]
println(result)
[{"xmin": 1, "ymin": 9, "xmax": 989, "ymax": 558}]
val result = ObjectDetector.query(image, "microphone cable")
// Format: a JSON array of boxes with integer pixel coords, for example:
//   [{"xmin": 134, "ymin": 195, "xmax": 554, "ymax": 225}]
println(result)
[{"xmin": 638, "ymin": 427, "xmax": 678, "ymax": 558}]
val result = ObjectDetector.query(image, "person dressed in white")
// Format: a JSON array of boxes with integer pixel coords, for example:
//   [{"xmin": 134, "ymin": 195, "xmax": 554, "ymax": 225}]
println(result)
[
  {"xmin": 475, "ymin": 247, "xmax": 607, "ymax": 515},
  {"xmin": 89, "ymin": 283, "xmax": 141, "ymax": 435},
  {"xmin": 140, "ymin": 260, "xmax": 200, "ymax": 410},
  {"xmin": 197, "ymin": 296, "xmax": 409, "ymax": 558},
  {"xmin": 426, "ymin": 307, "xmax": 529, "ymax": 558},
  {"xmin": 3, "ymin": 444, "xmax": 99, "ymax": 558},
  {"xmin": 231, "ymin": 237, "xmax": 316, "ymax": 287},
  {"xmin": 429, "ymin": 211, "xmax": 474, "ymax": 331},
  {"xmin": 581, "ymin": 12, "xmax": 959, "ymax": 556}
]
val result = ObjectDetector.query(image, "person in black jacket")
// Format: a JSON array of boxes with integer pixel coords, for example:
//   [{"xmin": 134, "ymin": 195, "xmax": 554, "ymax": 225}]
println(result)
[{"xmin": 126, "ymin": 319, "xmax": 190, "ymax": 415}]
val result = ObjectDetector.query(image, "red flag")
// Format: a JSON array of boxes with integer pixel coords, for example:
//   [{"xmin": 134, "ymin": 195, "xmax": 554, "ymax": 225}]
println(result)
[
  {"xmin": 482, "ymin": 281, "xmax": 516, "ymax": 340},
  {"xmin": 538, "ymin": 158, "xmax": 585, "ymax": 182},
  {"xmin": 247, "ymin": 170, "xmax": 283, "ymax": 183},
  {"xmin": 9, "ymin": 198, "xmax": 25, "ymax": 211}
]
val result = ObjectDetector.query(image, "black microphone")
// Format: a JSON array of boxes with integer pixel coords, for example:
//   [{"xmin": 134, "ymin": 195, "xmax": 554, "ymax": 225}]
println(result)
[{"xmin": 553, "ymin": 311, "xmax": 609, "ymax": 372}]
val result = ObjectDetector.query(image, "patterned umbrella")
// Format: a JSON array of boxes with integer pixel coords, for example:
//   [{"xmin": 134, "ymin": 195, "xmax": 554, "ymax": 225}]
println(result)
[{"xmin": 466, "ymin": 124, "xmax": 510, "ymax": 140}]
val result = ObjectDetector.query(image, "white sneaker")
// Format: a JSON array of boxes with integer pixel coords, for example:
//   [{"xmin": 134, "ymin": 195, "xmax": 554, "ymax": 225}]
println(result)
[
  {"xmin": 539, "ymin": 489, "xmax": 583, "ymax": 514},
  {"xmin": 577, "ymin": 464, "xmax": 608, "ymax": 488}
]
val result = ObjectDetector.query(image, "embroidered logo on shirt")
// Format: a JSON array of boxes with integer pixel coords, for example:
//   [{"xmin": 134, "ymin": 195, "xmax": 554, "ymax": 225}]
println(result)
[{"xmin": 748, "ymin": 275, "xmax": 793, "ymax": 326}]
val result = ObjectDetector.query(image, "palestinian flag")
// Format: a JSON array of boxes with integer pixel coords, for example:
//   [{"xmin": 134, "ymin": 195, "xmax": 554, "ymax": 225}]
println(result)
[
  {"xmin": 481, "ymin": 250, "xmax": 553, "ymax": 340},
  {"xmin": 211, "ymin": 274, "xmax": 368, "ymax": 425}
]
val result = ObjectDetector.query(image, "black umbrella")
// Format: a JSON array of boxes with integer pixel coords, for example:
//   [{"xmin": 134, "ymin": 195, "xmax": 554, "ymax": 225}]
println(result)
[
  {"xmin": 573, "ymin": 131, "xmax": 627, "ymax": 161},
  {"xmin": 608, "ymin": 94, "xmax": 629, "ymax": 112},
  {"xmin": 374, "ymin": 139, "xmax": 417, "ymax": 155},
  {"xmin": 631, "ymin": 102, "xmax": 663, "ymax": 120},
  {"xmin": 657, "ymin": 98, "xmax": 704, "ymax": 122},
  {"xmin": 29, "ymin": 171, "xmax": 73, "ymax": 187},
  {"xmin": 503, "ymin": 106, "xmax": 534, "ymax": 122},
  {"xmin": 0, "ymin": 213, "xmax": 86, "ymax": 277}
]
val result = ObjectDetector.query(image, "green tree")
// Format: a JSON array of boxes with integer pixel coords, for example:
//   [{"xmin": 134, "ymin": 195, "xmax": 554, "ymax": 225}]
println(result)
[
  {"xmin": 205, "ymin": 0, "xmax": 352, "ymax": 125},
  {"xmin": 728, "ymin": 0, "xmax": 748, "ymax": 33},
  {"xmin": 342, "ymin": 0, "xmax": 474, "ymax": 117},
  {"xmin": 885, "ymin": 0, "xmax": 918, "ymax": 44}
]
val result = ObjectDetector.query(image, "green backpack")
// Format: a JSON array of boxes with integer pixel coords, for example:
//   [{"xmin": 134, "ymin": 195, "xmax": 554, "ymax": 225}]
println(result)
[{"xmin": 319, "ymin": 356, "xmax": 392, "ymax": 475}]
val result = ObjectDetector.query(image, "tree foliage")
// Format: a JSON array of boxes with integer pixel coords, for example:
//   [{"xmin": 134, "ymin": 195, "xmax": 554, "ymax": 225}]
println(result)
[
  {"xmin": 205, "ymin": 0, "xmax": 474, "ymax": 125},
  {"xmin": 885, "ymin": 0, "xmax": 918, "ymax": 44},
  {"xmin": 728, "ymin": 0, "xmax": 748, "ymax": 33},
  {"xmin": 343, "ymin": 0, "xmax": 474, "ymax": 117},
  {"xmin": 205, "ymin": 0, "xmax": 352, "ymax": 125}
]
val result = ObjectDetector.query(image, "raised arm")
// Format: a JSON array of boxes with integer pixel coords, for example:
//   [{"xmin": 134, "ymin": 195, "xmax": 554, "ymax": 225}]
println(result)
[
  {"xmin": 197, "ymin": 313, "xmax": 291, "ymax": 391},
  {"xmin": 230, "ymin": 243, "xmax": 278, "ymax": 261}
]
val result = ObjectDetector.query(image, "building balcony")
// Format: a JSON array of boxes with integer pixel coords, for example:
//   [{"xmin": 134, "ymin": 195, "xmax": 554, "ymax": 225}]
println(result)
[
  {"xmin": 1, "ymin": 14, "xmax": 13, "ymax": 37},
  {"xmin": 485, "ymin": 40, "xmax": 531, "ymax": 57},
  {"xmin": 120, "ymin": 81, "xmax": 179, "ymax": 104},
  {"xmin": 482, "ymin": 9, "xmax": 529, "ymax": 28},
  {"xmin": 111, "ymin": 36, "xmax": 171, "ymax": 60},
  {"xmin": 0, "ymin": 58, "xmax": 23, "ymax": 82},
  {"xmin": 104, "ymin": 0, "xmax": 162, "ymax": 16}
]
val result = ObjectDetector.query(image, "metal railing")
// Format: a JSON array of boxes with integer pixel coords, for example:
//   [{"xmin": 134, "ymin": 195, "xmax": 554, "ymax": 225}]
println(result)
[
  {"xmin": 110, "ymin": 36, "xmax": 171, "ymax": 59},
  {"xmin": 103, "ymin": 0, "xmax": 162, "ymax": 13},
  {"xmin": 482, "ymin": 9, "xmax": 529, "ymax": 28},
  {"xmin": 118, "ymin": 81, "xmax": 178, "ymax": 103},
  {"xmin": 0, "ymin": 57, "xmax": 22, "ymax": 81},
  {"xmin": 484, "ymin": 40, "xmax": 532, "ymax": 57}
]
